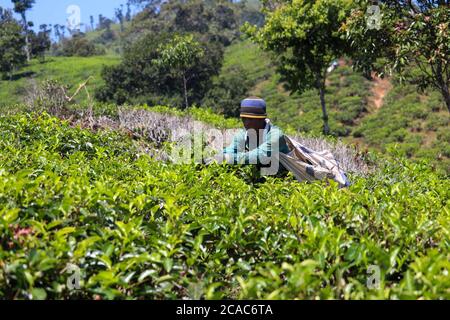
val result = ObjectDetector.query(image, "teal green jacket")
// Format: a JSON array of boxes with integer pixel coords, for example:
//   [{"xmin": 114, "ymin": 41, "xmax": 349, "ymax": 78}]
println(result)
[{"xmin": 223, "ymin": 121, "xmax": 290, "ymax": 171}]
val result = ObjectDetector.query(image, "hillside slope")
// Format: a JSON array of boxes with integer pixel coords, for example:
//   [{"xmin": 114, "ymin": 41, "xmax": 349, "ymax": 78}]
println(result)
[
  {"xmin": 354, "ymin": 82, "xmax": 450, "ymax": 174},
  {"xmin": 0, "ymin": 56, "xmax": 120, "ymax": 108}
]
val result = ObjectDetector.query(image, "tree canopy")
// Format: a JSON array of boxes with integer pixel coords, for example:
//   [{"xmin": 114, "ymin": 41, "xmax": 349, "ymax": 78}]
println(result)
[
  {"xmin": 244, "ymin": 0, "xmax": 355, "ymax": 134},
  {"xmin": 345, "ymin": 0, "xmax": 450, "ymax": 111},
  {"xmin": 0, "ymin": 7, "xmax": 26, "ymax": 80},
  {"xmin": 153, "ymin": 34, "xmax": 205, "ymax": 109},
  {"xmin": 11, "ymin": 0, "xmax": 35, "ymax": 61},
  {"xmin": 95, "ymin": 32, "xmax": 223, "ymax": 107}
]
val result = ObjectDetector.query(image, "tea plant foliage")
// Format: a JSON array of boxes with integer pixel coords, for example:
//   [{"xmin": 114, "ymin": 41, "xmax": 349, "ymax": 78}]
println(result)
[{"xmin": 0, "ymin": 112, "xmax": 448, "ymax": 300}]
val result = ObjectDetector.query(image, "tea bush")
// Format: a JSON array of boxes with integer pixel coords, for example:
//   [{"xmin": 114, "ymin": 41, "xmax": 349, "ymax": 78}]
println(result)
[
  {"xmin": 0, "ymin": 113, "xmax": 448, "ymax": 300},
  {"xmin": 355, "ymin": 82, "xmax": 450, "ymax": 174}
]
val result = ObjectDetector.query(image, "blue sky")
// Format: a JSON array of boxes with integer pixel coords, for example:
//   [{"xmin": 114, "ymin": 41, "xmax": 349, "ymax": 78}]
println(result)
[{"xmin": 0, "ymin": 0, "xmax": 131, "ymax": 31}]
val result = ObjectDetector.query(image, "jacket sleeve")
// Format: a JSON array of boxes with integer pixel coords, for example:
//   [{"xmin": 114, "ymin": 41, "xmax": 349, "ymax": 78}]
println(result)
[
  {"xmin": 228, "ymin": 127, "xmax": 284, "ymax": 165},
  {"xmin": 223, "ymin": 129, "xmax": 246, "ymax": 155}
]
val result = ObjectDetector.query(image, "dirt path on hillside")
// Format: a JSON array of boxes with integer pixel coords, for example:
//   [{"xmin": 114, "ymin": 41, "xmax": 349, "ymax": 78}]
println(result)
[{"xmin": 369, "ymin": 74, "xmax": 392, "ymax": 110}]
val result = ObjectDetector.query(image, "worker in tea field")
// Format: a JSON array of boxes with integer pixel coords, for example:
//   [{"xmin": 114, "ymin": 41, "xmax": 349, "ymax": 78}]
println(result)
[
  {"xmin": 205, "ymin": 97, "xmax": 351, "ymax": 186},
  {"xmin": 205, "ymin": 97, "xmax": 290, "ymax": 177}
]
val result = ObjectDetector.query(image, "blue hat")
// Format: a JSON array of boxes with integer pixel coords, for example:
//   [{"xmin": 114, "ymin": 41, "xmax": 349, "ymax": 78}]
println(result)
[{"xmin": 240, "ymin": 97, "xmax": 267, "ymax": 119}]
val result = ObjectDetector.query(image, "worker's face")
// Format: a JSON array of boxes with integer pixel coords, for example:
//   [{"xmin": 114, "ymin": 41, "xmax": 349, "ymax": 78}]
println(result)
[{"xmin": 242, "ymin": 117, "xmax": 266, "ymax": 131}]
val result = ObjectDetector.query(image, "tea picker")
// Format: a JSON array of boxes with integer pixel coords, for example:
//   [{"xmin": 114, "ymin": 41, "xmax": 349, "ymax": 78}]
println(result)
[{"xmin": 205, "ymin": 97, "xmax": 350, "ymax": 187}]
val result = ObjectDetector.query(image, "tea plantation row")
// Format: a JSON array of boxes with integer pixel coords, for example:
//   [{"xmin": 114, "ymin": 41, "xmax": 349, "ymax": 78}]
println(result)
[{"xmin": 0, "ymin": 113, "xmax": 448, "ymax": 299}]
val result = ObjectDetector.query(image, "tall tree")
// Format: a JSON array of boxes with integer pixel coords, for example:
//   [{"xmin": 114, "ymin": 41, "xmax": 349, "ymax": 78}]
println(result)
[
  {"xmin": 60, "ymin": 25, "xmax": 66, "ymax": 39},
  {"xmin": 98, "ymin": 14, "xmax": 103, "ymax": 30},
  {"xmin": 98, "ymin": 14, "xmax": 113, "ymax": 30},
  {"xmin": 345, "ymin": 0, "xmax": 450, "ymax": 112},
  {"xmin": 153, "ymin": 34, "xmax": 205, "ymax": 109},
  {"xmin": 90, "ymin": 15, "xmax": 94, "ymax": 31},
  {"xmin": 30, "ymin": 24, "xmax": 51, "ymax": 62},
  {"xmin": 0, "ymin": 7, "xmax": 26, "ymax": 80},
  {"xmin": 11, "ymin": 0, "xmax": 35, "ymax": 62},
  {"xmin": 115, "ymin": 5, "xmax": 125, "ymax": 32},
  {"xmin": 244, "ymin": 0, "xmax": 355, "ymax": 135},
  {"xmin": 126, "ymin": 1, "xmax": 132, "ymax": 21},
  {"xmin": 130, "ymin": 0, "xmax": 163, "ymax": 13},
  {"xmin": 96, "ymin": 32, "xmax": 223, "ymax": 107},
  {"xmin": 54, "ymin": 24, "xmax": 61, "ymax": 42}
]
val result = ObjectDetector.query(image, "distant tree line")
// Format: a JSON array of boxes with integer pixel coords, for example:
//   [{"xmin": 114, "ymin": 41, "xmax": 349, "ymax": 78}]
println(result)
[
  {"xmin": 96, "ymin": 0, "xmax": 265, "ymax": 111},
  {"xmin": 0, "ymin": 1, "xmax": 52, "ymax": 79},
  {"xmin": 2, "ymin": 0, "xmax": 448, "ymax": 119},
  {"xmin": 0, "ymin": 0, "xmax": 134, "ymax": 79},
  {"xmin": 0, "ymin": 7, "xmax": 26, "ymax": 80}
]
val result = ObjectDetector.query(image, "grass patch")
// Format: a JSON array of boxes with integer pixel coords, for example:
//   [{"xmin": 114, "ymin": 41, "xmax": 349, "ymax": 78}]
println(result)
[{"xmin": 0, "ymin": 56, "xmax": 120, "ymax": 108}]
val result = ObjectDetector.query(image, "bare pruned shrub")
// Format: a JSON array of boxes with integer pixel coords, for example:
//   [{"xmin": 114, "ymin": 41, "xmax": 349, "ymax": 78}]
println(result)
[
  {"xmin": 119, "ymin": 109, "xmax": 177, "ymax": 147},
  {"xmin": 24, "ymin": 77, "xmax": 95, "ymax": 122},
  {"xmin": 22, "ymin": 82, "xmax": 371, "ymax": 175},
  {"xmin": 118, "ymin": 108, "xmax": 239, "ymax": 162},
  {"xmin": 118, "ymin": 108, "xmax": 233, "ymax": 146},
  {"xmin": 24, "ymin": 79, "xmax": 70, "ymax": 115},
  {"xmin": 117, "ymin": 108, "xmax": 371, "ymax": 175}
]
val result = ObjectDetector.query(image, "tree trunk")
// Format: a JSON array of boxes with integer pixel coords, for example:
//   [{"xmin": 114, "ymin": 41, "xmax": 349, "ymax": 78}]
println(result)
[
  {"xmin": 22, "ymin": 13, "xmax": 31, "ymax": 62},
  {"xmin": 25, "ymin": 33, "xmax": 30, "ymax": 61},
  {"xmin": 9, "ymin": 63, "xmax": 16, "ymax": 81},
  {"xmin": 441, "ymin": 85, "xmax": 450, "ymax": 113},
  {"xmin": 316, "ymin": 73, "xmax": 330, "ymax": 135},
  {"xmin": 183, "ymin": 73, "xmax": 189, "ymax": 109},
  {"xmin": 435, "ymin": 61, "xmax": 450, "ymax": 112}
]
